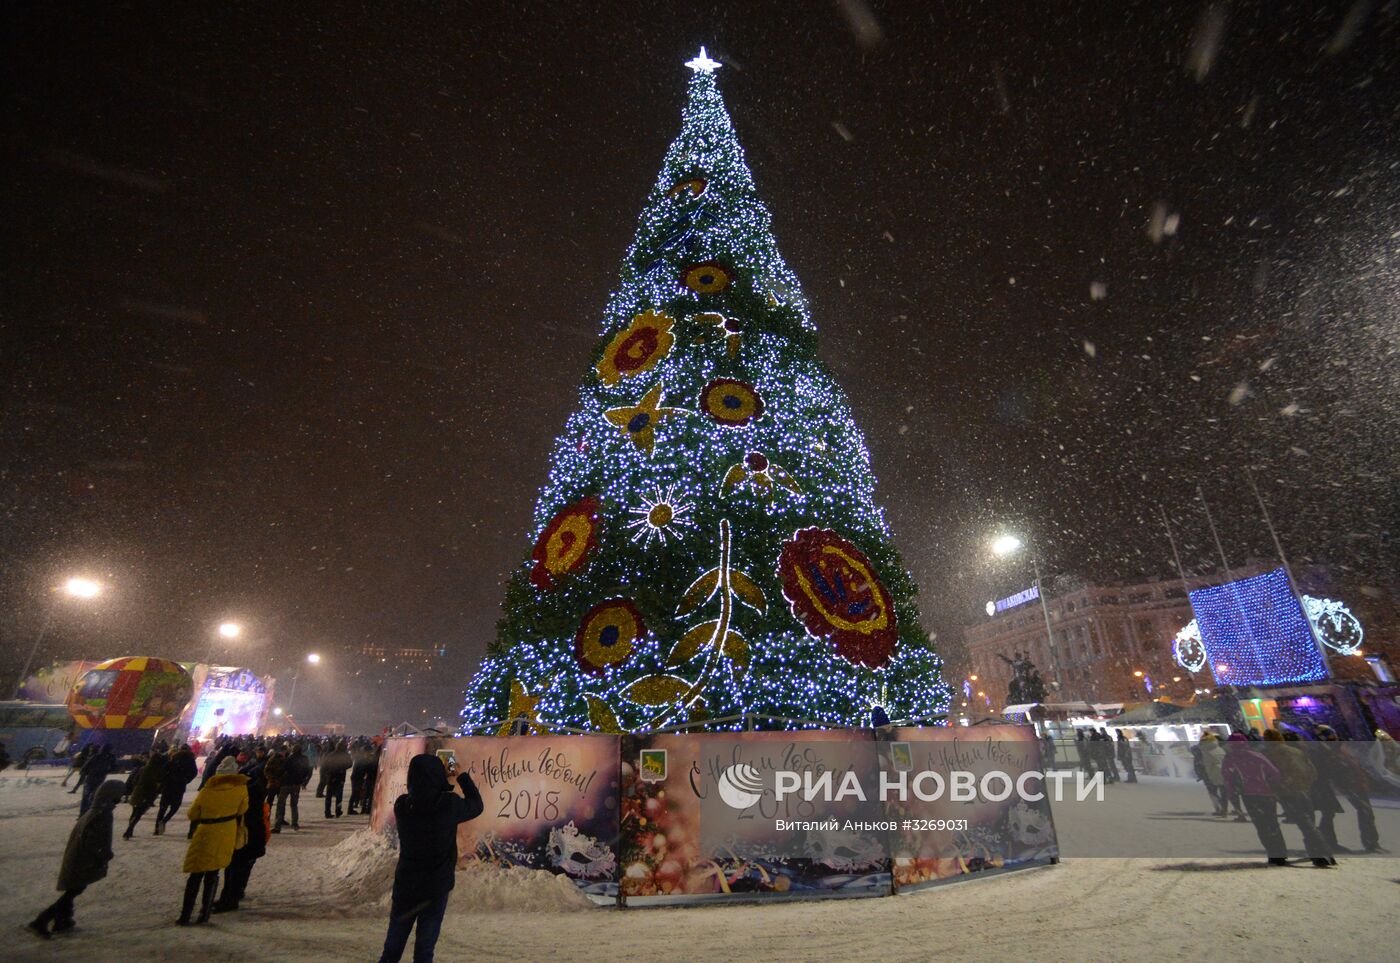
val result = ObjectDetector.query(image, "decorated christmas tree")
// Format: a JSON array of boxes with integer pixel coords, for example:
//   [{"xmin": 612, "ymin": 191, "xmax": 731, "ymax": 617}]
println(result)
[{"xmin": 460, "ymin": 50, "xmax": 950, "ymax": 734}]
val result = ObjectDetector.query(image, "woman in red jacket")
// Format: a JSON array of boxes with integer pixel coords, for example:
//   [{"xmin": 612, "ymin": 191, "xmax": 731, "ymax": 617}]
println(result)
[{"xmin": 1220, "ymin": 733, "xmax": 1289, "ymax": 865}]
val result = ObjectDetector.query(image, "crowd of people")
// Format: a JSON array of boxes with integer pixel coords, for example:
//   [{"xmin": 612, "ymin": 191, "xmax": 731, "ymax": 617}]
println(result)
[
  {"xmin": 1070, "ymin": 728, "xmax": 1139, "ymax": 783},
  {"xmin": 32, "ymin": 734, "xmax": 483, "ymax": 962},
  {"xmin": 1187, "ymin": 724, "xmax": 1391, "ymax": 866},
  {"xmin": 21, "ymin": 720, "xmax": 1397, "ymax": 958},
  {"xmin": 31, "ymin": 734, "xmax": 402, "ymax": 936},
  {"xmin": 1045, "ymin": 722, "xmax": 1392, "ymax": 869}
]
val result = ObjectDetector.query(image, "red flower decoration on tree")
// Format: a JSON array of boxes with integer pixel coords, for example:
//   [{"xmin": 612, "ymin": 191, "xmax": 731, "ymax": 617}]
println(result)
[
  {"xmin": 576, "ymin": 599, "xmax": 646, "ymax": 675},
  {"xmin": 700, "ymin": 378, "xmax": 763, "ymax": 427},
  {"xmin": 530, "ymin": 497, "xmax": 601, "ymax": 590},
  {"xmin": 777, "ymin": 528, "xmax": 897, "ymax": 668}
]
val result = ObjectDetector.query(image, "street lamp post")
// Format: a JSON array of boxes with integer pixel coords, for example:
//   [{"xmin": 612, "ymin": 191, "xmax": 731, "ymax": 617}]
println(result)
[
  {"xmin": 1157, "ymin": 504, "xmax": 1204, "ymax": 692},
  {"xmin": 992, "ymin": 536, "xmax": 1066, "ymax": 700},
  {"xmin": 284, "ymin": 652, "xmax": 321, "ymax": 718},
  {"xmin": 204, "ymin": 621, "xmax": 243, "ymax": 667},
  {"xmin": 11, "ymin": 577, "xmax": 103, "ymax": 700}
]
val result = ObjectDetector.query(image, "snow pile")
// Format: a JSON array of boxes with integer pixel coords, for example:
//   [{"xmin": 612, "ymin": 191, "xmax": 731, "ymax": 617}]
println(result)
[
  {"xmin": 319, "ymin": 828, "xmax": 400, "ymax": 907},
  {"xmin": 317, "ymin": 827, "xmax": 592, "ymax": 914},
  {"xmin": 450, "ymin": 861, "xmax": 594, "ymax": 913}
]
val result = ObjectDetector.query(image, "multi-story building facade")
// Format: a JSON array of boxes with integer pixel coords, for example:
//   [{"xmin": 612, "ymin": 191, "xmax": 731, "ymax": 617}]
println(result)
[
  {"xmin": 357, "ymin": 641, "xmax": 446, "ymax": 688},
  {"xmin": 962, "ymin": 560, "xmax": 1398, "ymax": 709},
  {"xmin": 966, "ymin": 574, "xmax": 1197, "ymax": 707}
]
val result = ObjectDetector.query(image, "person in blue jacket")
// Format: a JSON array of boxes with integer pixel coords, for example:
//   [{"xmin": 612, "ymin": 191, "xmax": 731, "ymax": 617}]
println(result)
[{"xmin": 378, "ymin": 753, "xmax": 483, "ymax": 963}]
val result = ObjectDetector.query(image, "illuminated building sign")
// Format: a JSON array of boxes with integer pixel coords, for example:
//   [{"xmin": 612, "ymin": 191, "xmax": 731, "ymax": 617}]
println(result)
[{"xmin": 992, "ymin": 585, "xmax": 1040, "ymax": 614}]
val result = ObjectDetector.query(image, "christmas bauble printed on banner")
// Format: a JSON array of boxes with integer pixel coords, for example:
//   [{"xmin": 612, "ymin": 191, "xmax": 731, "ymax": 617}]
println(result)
[
  {"xmin": 66, "ymin": 656, "xmax": 194, "ymax": 729},
  {"xmin": 619, "ymin": 730, "xmax": 888, "ymax": 901},
  {"xmin": 883, "ymin": 724, "xmax": 1058, "ymax": 891}
]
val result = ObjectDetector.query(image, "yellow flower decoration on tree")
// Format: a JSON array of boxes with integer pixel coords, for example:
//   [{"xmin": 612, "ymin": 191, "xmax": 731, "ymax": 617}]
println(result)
[
  {"xmin": 596, "ymin": 310, "xmax": 675, "ymax": 386},
  {"xmin": 529, "ymin": 496, "xmax": 601, "ymax": 590},
  {"xmin": 604, "ymin": 384, "xmax": 683, "ymax": 453},
  {"xmin": 667, "ymin": 176, "xmax": 707, "ymax": 199},
  {"xmin": 495, "ymin": 678, "xmax": 544, "ymax": 736},
  {"xmin": 701, "ymin": 378, "xmax": 763, "ymax": 427},
  {"xmin": 682, "ymin": 261, "xmax": 732, "ymax": 294}
]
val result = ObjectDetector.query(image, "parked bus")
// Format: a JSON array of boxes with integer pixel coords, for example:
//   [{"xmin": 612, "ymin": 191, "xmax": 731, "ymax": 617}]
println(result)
[{"xmin": 0, "ymin": 702, "xmax": 74, "ymax": 768}]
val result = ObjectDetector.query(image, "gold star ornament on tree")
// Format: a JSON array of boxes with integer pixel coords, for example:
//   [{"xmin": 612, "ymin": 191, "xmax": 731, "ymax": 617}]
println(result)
[
  {"xmin": 495, "ymin": 678, "xmax": 544, "ymax": 736},
  {"xmin": 603, "ymin": 384, "xmax": 685, "ymax": 453}
]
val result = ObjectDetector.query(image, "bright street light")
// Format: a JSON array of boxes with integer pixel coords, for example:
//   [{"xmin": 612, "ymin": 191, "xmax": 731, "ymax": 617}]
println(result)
[
  {"xmin": 12, "ymin": 575, "xmax": 105, "ymax": 699},
  {"xmin": 64, "ymin": 577, "xmax": 102, "ymax": 599},
  {"xmin": 988, "ymin": 530, "xmax": 1066, "ymax": 699},
  {"xmin": 205, "ymin": 619, "xmax": 246, "ymax": 665},
  {"xmin": 273, "ymin": 707, "xmax": 283, "ymax": 716},
  {"xmin": 991, "ymin": 534, "xmax": 1024, "ymax": 558},
  {"xmin": 286, "ymin": 653, "xmax": 323, "ymax": 716}
]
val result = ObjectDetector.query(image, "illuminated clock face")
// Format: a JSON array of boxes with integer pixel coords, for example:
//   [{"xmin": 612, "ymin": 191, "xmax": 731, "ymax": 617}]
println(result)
[
  {"xmin": 1302, "ymin": 596, "xmax": 1364, "ymax": 655},
  {"xmin": 1172, "ymin": 620, "xmax": 1207, "ymax": 673}
]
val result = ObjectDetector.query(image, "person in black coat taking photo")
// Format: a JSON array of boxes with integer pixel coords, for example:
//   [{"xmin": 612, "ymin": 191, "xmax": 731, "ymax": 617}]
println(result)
[{"xmin": 378, "ymin": 752, "xmax": 483, "ymax": 963}]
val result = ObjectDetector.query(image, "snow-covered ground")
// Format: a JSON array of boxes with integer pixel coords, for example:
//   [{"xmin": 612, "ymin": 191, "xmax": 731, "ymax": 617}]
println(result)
[{"xmin": 3, "ymin": 768, "xmax": 1397, "ymax": 962}]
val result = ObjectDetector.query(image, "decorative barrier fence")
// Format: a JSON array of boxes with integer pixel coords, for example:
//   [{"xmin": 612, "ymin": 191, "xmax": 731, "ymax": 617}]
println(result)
[
  {"xmin": 370, "ymin": 724, "xmax": 1058, "ymax": 905},
  {"xmin": 371, "ymin": 733, "xmax": 621, "ymax": 898}
]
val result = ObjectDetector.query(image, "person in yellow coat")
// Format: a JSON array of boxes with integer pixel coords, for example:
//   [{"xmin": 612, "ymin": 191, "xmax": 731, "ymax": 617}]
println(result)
[{"xmin": 179, "ymin": 755, "xmax": 249, "ymax": 925}]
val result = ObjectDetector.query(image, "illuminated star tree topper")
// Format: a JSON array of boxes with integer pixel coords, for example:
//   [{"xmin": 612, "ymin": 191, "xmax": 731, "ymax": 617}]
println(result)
[{"xmin": 684, "ymin": 47, "xmax": 722, "ymax": 74}]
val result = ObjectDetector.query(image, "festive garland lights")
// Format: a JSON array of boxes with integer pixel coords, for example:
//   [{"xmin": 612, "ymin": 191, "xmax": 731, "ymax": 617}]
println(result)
[
  {"xmin": 459, "ymin": 56, "xmax": 950, "ymax": 733},
  {"xmin": 1189, "ymin": 568, "xmax": 1328, "ymax": 687}
]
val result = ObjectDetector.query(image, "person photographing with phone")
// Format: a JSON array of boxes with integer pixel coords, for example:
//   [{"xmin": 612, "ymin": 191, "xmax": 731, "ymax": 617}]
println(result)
[{"xmin": 377, "ymin": 752, "xmax": 483, "ymax": 963}]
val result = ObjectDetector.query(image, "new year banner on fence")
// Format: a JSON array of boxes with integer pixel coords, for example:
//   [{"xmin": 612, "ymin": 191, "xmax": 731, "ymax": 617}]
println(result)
[
  {"xmin": 372, "ymin": 725, "xmax": 1058, "ymax": 904},
  {"xmin": 619, "ymin": 730, "xmax": 887, "ymax": 902},
  {"xmin": 884, "ymin": 724, "xmax": 1057, "ymax": 890},
  {"xmin": 370, "ymin": 735, "xmax": 426, "ymax": 826},
  {"xmin": 371, "ymin": 734, "xmax": 621, "ymax": 897}
]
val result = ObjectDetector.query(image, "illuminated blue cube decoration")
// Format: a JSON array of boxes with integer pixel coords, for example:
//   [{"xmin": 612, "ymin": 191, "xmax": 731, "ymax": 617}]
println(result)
[{"xmin": 1188, "ymin": 568, "xmax": 1328, "ymax": 687}]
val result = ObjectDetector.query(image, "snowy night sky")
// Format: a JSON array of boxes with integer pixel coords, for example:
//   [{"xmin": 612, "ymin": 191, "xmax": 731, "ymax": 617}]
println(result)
[{"xmin": 4, "ymin": 2, "xmax": 1398, "ymax": 725}]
